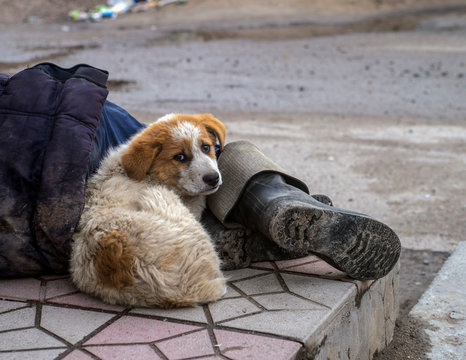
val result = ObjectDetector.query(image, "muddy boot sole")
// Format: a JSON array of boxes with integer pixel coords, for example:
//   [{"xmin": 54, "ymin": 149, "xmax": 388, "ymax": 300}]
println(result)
[{"xmin": 268, "ymin": 198, "xmax": 401, "ymax": 280}]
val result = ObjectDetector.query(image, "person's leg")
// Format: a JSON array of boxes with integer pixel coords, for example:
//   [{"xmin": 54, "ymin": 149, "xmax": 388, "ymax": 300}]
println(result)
[
  {"xmin": 202, "ymin": 209, "xmax": 303, "ymax": 270},
  {"xmin": 207, "ymin": 141, "xmax": 401, "ymax": 280}
]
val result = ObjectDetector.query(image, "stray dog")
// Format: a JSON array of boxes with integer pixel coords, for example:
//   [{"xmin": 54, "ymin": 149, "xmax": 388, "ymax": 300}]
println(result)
[{"xmin": 71, "ymin": 114, "xmax": 227, "ymax": 308}]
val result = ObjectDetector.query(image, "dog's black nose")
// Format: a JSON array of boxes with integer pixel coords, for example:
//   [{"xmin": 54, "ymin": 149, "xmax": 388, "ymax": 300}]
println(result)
[{"xmin": 203, "ymin": 172, "xmax": 220, "ymax": 187}]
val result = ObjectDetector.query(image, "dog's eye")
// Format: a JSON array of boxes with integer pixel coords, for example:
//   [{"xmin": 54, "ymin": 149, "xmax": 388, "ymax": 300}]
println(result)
[
  {"xmin": 173, "ymin": 154, "xmax": 186, "ymax": 162},
  {"xmin": 201, "ymin": 145, "xmax": 210, "ymax": 153}
]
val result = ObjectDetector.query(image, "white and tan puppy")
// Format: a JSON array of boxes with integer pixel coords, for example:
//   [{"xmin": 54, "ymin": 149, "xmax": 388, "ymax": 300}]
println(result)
[{"xmin": 71, "ymin": 114, "xmax": 226, "ymax": 308}]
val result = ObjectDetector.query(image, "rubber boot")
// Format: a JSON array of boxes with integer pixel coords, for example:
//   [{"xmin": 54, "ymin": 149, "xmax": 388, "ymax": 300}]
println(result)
[
  {"xmin": 203, "ymin": 193, "xmax": 333, "ymax": 270},
  {"xmin": 230, "ymin": 173, "xmax": 401, "ymax": 280}
]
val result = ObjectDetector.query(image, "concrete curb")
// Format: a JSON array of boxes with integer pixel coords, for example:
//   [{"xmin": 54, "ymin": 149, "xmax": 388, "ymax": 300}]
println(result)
[
  {"xmin": 410, "ymin": 241, "xmax": 466, "ymax": 359},
  {"xmin": 308, "ymin": 262, "xmax": 399, "ymax": 359}
]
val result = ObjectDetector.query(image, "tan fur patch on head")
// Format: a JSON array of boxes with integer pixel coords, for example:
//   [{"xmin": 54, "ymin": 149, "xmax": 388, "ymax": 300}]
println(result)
[
  {"xmin": 121, "ymin": 114, "xmax": 226, "ymax": 190},
  {"xmin": 95, "ymin": 231, "xmax": 135, "ymax": 290},
  {"xmin": 121, "ymin": 122, "xmax": 169, "ymax": 181}
]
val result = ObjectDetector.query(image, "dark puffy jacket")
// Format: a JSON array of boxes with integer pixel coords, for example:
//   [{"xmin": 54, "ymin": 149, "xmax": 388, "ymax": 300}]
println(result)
[{"xmin": 0, "ymin": 63, "xmax": 109, "ymax": 277}]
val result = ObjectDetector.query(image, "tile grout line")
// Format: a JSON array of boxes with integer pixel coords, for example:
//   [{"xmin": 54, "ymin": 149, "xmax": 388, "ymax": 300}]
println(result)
[
  {"xmin": 227, "ymin": 270, "xmax": 274, "ymax": 284},
  {"xmin": 271, "ymin": 261, "xmax": 292, "ymax": 292},
  {"xmin": 37, "ymin": 324, "xmax": 74, "ymax": 348},
  {"xmin": 39, "ymin": 279, "xmax": 47, "ymax": 302},
  {"xmin": 0, "ymin": 326, "xmax": 35, "ymax": 335},
  {"xmin": 202, "ymin": 304, "xmax": 223, "ymax": 358},
  {"xmin": 203, "ymin": 303, "xmax": 233, "ymax": 359},
  {"xmin": 76, "ymin": 347, "xmax": 101, "ymax": 360},
  {"xmin": 149, "ymin": 343, "xmax": 169, "ymax": 360},
  {"xmin": 279, "ymin": 268, "xmax": 349, "ymax": 282},
  {"xmin": 0, "ymin": 346, "xmax": 68, "ymax": 354},
  {"xmin": 245, "ymin": 290, "xmax": 287, "ymax": 297},
  {"xmin": 126, "ymin": 309, "xmax": 210, "ymax": 327},
  {"xmin": 215, "ymin": 310, "xmax": 264, "ymax": 325},
  {"xmin": 273, "ymin": 263, "xmax": 333, "ymax": 310},
  {"xmin": 54, "ymin": 307, "xmax": 132, "ymax": 360},
  {"xmin": 41, "ymin": 300, "xmax": 126, "ymax": 316},
  {"xmin": 214, "ymin": 323, "xmax": 306, "ymax": 345},
  {"xmin": 45, "ymin": 290, "xmax": 81, "ymax": 302},
  {"xmin": 0, "ymin": 302, "xmax": 33, "ymax": 316},
  {"xmin": 275, "ymin": 259, "xmax": 321, "ymax": 271},
  {"xmin": 226, "ymin": 282, "xmax": 267, "ymax": 311},
  {"xmin": 153, "ymin": 328, "xmax": 208, "ymax": 344},
  {"xmin": 34, "ymin": 302, "xmax": 42, "ymax": 327}
]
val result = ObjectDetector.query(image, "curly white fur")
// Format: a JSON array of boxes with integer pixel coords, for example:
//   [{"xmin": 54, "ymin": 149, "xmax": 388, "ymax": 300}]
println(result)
[{"xmin": 70, "ymin": 115, "xmax": 227, "ymax": 308}]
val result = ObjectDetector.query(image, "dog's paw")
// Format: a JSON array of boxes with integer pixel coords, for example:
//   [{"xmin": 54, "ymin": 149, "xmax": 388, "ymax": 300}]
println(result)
[
  {"xmin": 159, "ymin": 277, "xmax": 226, "ymax": 309},
  {"xmin": 194, "ymin": 277, "xmax": 227, "ymax": 304}
]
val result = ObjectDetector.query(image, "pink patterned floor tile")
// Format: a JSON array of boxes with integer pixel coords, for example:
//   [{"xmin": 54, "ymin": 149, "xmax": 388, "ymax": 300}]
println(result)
[
  {"xmin": 233, "ymin": 273, "xmax": 283, "ymax": 295},
  {"xmin": 250, "ymin": 261, "xmax": 274, "ymax": 269},
  {"xmin": 48, "ymin": 292, "xmax": 125, "ymax": 312},
  {"xmin": 62, "ymin": 349, "xmax": 94, "ymax": 360},
  {"xmin": 214, "ymin": 329, "xmax": 302, "ymax": 360},
  {"xmin": 86, "ymin": 344, "xmax": 162, "ymax": 360},
  {"xmin": 0, "ymin": 278, "xmax": 41, "ymax": 301},
  {"xmin": 275, "ymin": 255, "xmax": 320, "ymax": 269},
  {"xmin": 0, "ymin": 348, "xmax": 66, "ymax": 360},
  {"xmin": 85, "ymin": 315, "xmax": 201, "ymax": 345},
  {"xmin": 45, "ymin": 278, "xmax": 78, "ymax": 299},
  {"xmin": 157, "ymin": 329, "xmax": 215, "ymax": 359},
  {"xmin": 222, "ymin": 285, "xmax": 241, "ymax": 299},
  {"xmin": 0, "ymin": 328, "xmax": 65, "ymax": 351},
  {"xmin": 41, "ymin": 305, "xmax": 115, "ymax": 344},
  {"xmin": 286, "ymin": 260, "xmax": 347, "ymax": 279},
  {"xmin": 0, "ymin": 306, "xmax": 36, "ymax": 331},
  {"xmin": 40, "ymin": 274, "xmax": 69, "ymax": 281},
  {"xmin": 0, "ymin": 299, "xmax": 28, "ymax": 313}
]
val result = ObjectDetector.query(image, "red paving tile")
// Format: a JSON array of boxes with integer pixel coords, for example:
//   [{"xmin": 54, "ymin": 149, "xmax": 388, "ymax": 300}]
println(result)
[
  {"xmin": 275, "ymin": 255, "xmax": 320, "ymax": 269},
  {"xmin": 85, "ymin": 315, "xmax": 201, "ymax": 345},
  {"xmin": 0, "ymin": 299, "xmax": 29, "ymax": 313},
  {"xmin": 0, "ymin": 278, "xmax": 41, "ymax": 301},
  {"xmin": 214, "ymin": 329, "xmax": 302, "ymax": 360},
  {"xmin": 157, "ymin": 329, "xmax": 215, "ymax": 359},
  {"xmin": 62, "ymin": 349, "xmax": 95, "ymax": 360},
  {"xmin": 49, "ymin": 292, "xmax": 125, "ymax": 312},
  {"xmin": 250, "ymin": 261, "xmax": 274, "ymax": 269},
  {"xmin": 0, "ymin": 257, "xmax": 382, "ymax": 360},
  {"xmin": 45, "ymin": 278, "xmax": 78, "ymax": 299},
  {"xmin": 286, "ymin": 259, "xmax": 347, "ymax": 279},
  {"xmin": 86, "ymin": 344, "xmax": 162, "ymax": 360}
]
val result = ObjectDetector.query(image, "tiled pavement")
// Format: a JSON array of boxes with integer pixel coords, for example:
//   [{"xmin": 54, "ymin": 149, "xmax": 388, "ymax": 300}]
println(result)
[{"xmin": 0, "ymin": 254, "xmax": 395, "ymax": 360}]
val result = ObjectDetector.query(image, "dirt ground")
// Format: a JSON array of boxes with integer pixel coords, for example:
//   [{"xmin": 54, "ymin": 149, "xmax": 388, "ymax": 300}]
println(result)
[
  {"xmin": 2, "ymin": 0, "xmax": 465, "ymax": 359},
  {"xmin": 374, "ymin": 249, "xmax": 449, "ymax": 359}
]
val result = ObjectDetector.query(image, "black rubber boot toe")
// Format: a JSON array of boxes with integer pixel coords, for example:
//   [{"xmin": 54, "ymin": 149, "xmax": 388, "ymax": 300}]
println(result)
[{"xmin": 232, "ymin": 173, "xmax": 401, "ymax": 280}]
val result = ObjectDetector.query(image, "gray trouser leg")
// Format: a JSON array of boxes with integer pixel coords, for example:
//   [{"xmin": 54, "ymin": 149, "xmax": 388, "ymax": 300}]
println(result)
[{"xmin": 207, "ymin": 140, "xmax": 309, "ymax": 227}]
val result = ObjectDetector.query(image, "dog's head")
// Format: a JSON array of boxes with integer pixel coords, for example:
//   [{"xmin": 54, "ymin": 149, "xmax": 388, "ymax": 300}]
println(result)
[{"xmin": 121, "ymin": 113, "xmax": 225, "ymax": 196}]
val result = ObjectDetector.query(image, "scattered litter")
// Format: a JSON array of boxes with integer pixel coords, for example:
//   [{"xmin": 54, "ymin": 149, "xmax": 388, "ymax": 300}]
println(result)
[
  {"xmin": 69, "ymin": 0, "xmax": 187, "ymax": 22},
  {"xmin": 449, "ymin": 311, "xmax": 465, "ymax": 320}
]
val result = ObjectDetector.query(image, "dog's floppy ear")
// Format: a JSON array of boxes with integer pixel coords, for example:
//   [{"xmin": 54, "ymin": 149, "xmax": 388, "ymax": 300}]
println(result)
[
  {"xmin": 201, "ymin": 114, "xmax": 226, "ymax": 151},
  {"xmin": 121, "ymin": 124, "xmax": 163, "ymax": 181}
]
